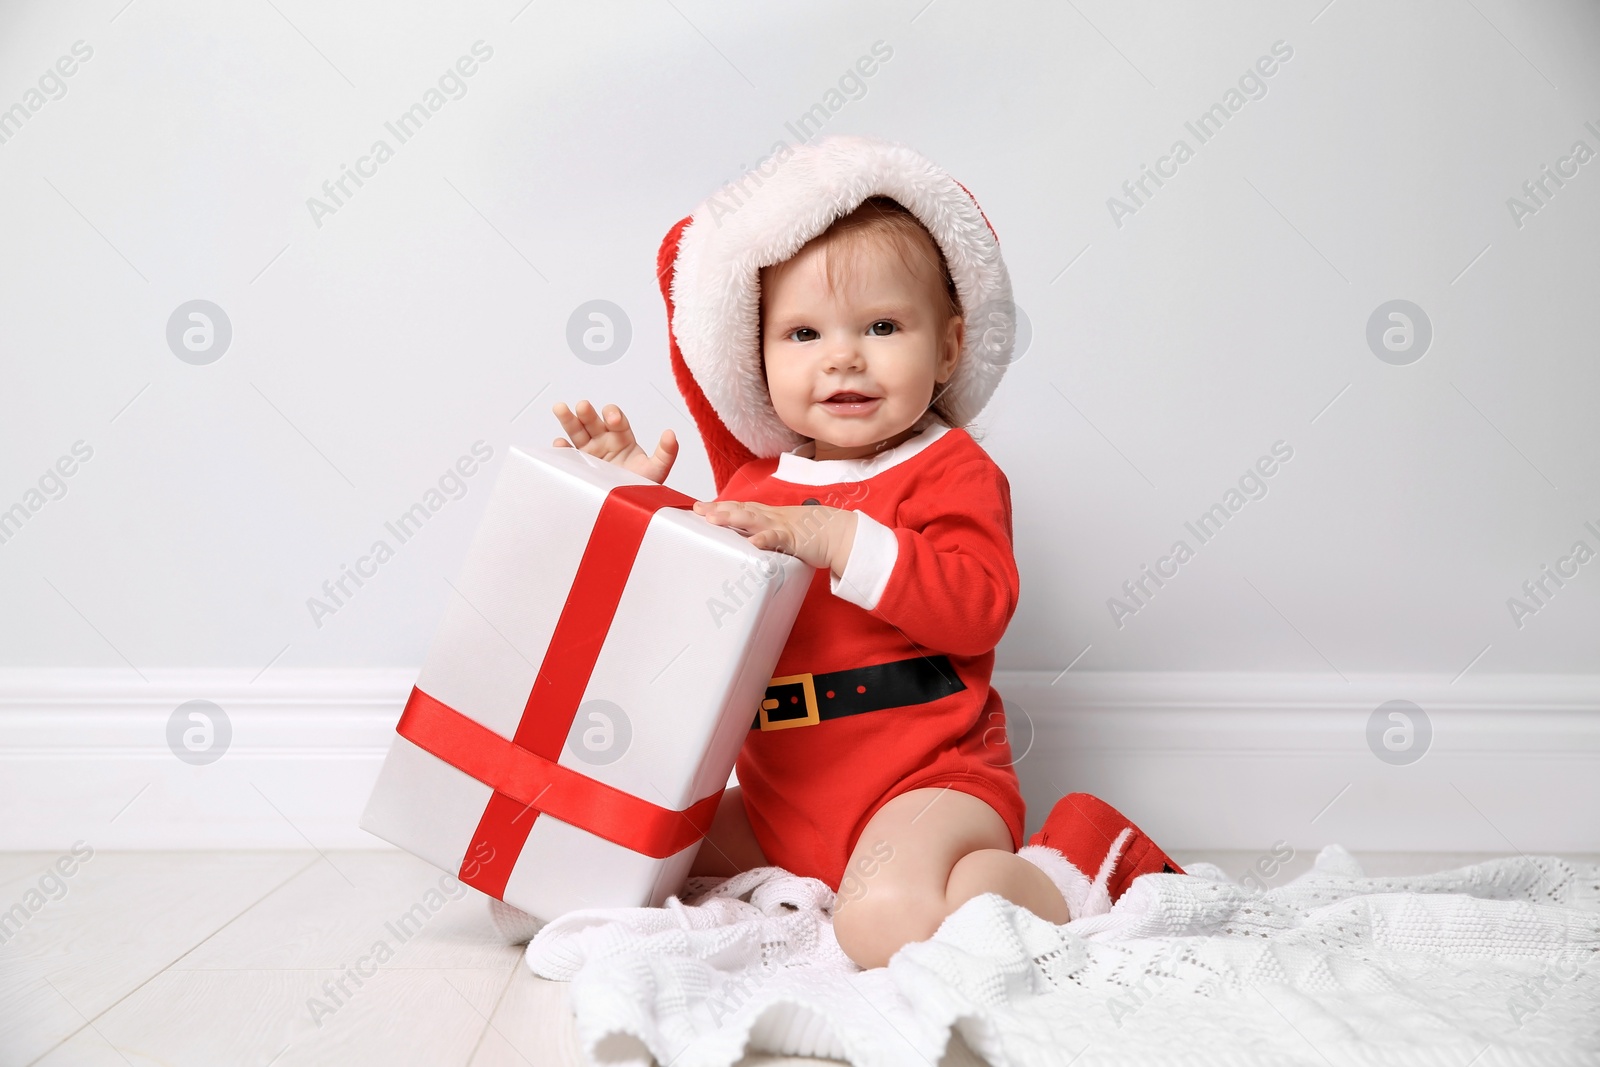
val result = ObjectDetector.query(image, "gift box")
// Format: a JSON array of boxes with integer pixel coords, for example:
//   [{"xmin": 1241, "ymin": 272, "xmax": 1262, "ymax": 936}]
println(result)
[{"xmin": 359, "ymin": 444, "xmax": 812, "ymax": 920}]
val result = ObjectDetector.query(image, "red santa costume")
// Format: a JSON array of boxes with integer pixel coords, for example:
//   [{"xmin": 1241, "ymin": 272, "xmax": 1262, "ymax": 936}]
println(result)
[{"xmin": 654, "ymin": 136, "xmax": 1027, "ymax": 892}]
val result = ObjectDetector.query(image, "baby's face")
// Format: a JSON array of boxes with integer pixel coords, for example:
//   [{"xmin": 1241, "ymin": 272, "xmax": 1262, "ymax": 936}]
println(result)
[{"xmin": 760, "ymin": 238, "xmax": 962, "ymax": 461}]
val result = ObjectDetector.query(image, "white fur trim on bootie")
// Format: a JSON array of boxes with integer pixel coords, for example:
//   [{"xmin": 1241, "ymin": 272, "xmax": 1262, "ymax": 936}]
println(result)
[{"xmin": 1017, "ymin": 826, "xmax": 1134, "ymax": 921}]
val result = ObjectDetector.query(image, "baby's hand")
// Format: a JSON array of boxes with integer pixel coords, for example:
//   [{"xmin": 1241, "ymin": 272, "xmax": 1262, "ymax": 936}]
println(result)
[
  {"xmin": 693, "ymin": 499, "xmax": 858, "ymax": 578},
  {"xmin": 552, "ymin": 399, "xmax": 678, "ymax": 485}
]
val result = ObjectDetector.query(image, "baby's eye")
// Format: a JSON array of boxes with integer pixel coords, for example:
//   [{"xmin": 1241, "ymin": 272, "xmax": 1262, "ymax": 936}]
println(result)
[
  {"xmin": 787, "ymin": 327, "xmax": 819, "ymax": 342},
  {"xmin": 868, "ymin": 320, "xmax": 897, "ymax": 336}
]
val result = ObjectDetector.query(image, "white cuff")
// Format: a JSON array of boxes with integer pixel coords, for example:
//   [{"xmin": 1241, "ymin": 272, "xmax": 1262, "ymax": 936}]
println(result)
[{"xmin": 830, "ymin": 512, "xmax": 899, "ymax": 611}]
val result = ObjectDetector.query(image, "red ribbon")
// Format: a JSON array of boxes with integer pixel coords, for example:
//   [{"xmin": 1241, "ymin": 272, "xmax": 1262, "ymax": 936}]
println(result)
[{"xmin": 395, "ymin": 481, "xmax": 719, "ymax": 900}]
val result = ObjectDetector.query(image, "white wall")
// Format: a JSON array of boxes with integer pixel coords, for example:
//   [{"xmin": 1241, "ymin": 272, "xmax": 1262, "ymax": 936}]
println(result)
[{"xmin": 2, "ymin": 0, "xmax": 1597, "ymax": 852}]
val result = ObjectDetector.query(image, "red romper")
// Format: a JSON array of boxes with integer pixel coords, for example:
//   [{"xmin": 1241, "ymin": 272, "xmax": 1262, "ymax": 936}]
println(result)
[{"xmin": 717, "ymin": 420, "xmax": 1027, "ymax": 892}]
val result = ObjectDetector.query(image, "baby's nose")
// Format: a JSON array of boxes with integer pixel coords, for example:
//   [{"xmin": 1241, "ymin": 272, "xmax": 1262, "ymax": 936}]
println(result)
[{"xmin": 823, "ymin": 342, "xmax": 864, "ymax": 368}]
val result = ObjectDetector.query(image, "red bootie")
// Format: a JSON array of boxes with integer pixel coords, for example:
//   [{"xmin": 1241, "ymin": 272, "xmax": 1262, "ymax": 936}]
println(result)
[{"xmin": 1016, "ymin": 793, "xmax": 1183, "ymax": 920}]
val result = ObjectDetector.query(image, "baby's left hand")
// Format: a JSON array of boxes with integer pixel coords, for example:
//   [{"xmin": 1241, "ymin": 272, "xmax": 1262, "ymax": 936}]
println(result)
[{"xmin": 692, "ymin": 499, "xmax": 858, "ymax": 576}]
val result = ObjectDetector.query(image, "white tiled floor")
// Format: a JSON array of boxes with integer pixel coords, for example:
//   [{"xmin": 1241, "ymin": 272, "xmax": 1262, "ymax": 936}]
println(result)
[{"xmin": 3, "ymin": 848, "xmax": 1591, "ymax": 1066}]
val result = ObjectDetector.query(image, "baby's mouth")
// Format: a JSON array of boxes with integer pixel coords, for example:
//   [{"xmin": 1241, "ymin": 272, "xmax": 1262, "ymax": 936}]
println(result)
[{"xmin": 819, "ymin": 391, "xmax": 882, "ymax": 415}]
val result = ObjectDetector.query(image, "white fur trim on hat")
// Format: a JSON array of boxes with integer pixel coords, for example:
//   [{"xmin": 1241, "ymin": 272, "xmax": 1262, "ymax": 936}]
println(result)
[{"xmin": 668, "ymin": 135, "xmax": 1014, "ymax": 458}]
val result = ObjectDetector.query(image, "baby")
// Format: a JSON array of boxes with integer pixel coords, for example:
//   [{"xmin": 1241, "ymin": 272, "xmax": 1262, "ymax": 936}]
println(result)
[{"xmin": 548, "ymin": 137, "xmax": 1180, "ymax": 969}]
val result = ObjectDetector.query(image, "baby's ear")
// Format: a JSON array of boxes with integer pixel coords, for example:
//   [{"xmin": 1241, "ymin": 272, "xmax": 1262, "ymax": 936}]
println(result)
[{"xmin": 940, "ymin": 314, "xmax": 965, "ymax": 377}]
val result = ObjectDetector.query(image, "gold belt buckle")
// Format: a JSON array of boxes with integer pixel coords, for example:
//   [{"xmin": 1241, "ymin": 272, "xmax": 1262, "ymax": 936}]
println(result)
[{"xmin": 758, "ymin": 672, "xmax": 820, "ymax": 730}]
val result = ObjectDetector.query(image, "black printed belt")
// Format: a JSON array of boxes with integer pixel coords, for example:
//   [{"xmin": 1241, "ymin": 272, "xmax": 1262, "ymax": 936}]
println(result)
[{"xmin": 751, "ymin": 654, "xmax": 967, "ymax": 731}]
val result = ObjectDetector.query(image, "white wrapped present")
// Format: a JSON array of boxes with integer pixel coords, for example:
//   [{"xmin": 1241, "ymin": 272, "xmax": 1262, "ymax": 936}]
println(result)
[{"xmin": 359, "ymin": 444, "xmax": 811, "ymax": 921}]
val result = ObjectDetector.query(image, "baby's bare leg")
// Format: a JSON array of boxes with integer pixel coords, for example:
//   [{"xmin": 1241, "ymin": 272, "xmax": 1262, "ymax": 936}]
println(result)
[
  {"xmin": 832, "ymin": 786, "xmax": 1068, "ymax": 969},
  {"xmin": 687, "ymin": 785, "xmax": 769, "ymax": 878}
]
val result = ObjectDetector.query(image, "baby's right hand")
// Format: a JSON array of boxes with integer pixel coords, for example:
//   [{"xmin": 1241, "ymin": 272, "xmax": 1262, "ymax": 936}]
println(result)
[{"xmin": 551, "ymin": 399, "xmax": 679, "ymax": 485}]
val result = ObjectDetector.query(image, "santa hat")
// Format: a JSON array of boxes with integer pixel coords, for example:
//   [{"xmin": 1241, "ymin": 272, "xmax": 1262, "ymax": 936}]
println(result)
[{"xmin": 656, "ymin": 135, "xmax": 1015, "ymax": 494}]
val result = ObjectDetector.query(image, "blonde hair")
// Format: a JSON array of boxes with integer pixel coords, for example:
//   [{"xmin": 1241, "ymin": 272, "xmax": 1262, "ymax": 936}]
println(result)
[{"xmin": 759, "ymin": 196, "xmax": 978, "ymax": 440}]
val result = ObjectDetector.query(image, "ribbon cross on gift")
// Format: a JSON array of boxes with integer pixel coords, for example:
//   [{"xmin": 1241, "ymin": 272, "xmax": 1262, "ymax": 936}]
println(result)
[{"xmin": 394, "ymin": 481, "xmax": 722, "ymax": 900}]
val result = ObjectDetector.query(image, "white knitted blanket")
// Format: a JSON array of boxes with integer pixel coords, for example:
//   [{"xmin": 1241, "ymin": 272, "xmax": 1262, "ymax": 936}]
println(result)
[{"xmin": 524, "ymin": 846, "xmax": 1600, "ymax": 1066}]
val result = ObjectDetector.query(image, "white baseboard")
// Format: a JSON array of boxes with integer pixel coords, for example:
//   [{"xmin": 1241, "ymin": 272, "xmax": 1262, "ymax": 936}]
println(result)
[{"xmin": 2, "ymin": 669, "xmax": 1595, "ymax": 853}]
